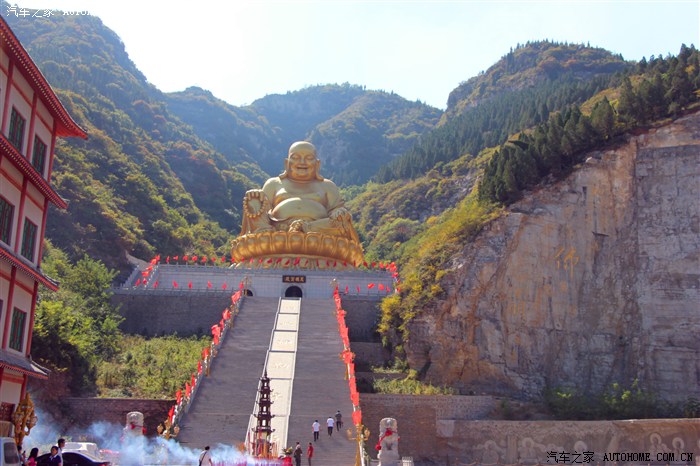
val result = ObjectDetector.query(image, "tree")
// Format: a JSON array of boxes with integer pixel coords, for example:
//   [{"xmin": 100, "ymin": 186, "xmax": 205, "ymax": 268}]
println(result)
[{"xmin": 590, "ymin": 97, "xmax": 615, "ymax": 141}]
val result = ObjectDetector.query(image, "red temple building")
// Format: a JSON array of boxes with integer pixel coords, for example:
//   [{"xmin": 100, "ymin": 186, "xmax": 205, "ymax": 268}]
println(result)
[{"xmin": 0, "ymin": 16, "xmax": 86, "ymax": 433}]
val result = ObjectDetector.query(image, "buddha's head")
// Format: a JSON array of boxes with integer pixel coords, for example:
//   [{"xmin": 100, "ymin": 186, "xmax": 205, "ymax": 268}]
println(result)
[{"xmin": 282, "ymin": 141, "xmax": 323, "ymax": 182}]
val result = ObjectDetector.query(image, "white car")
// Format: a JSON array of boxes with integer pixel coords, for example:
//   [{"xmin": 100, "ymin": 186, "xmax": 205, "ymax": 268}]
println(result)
[{"xmin": 63, "ymin": 442, "xmax": 101, "ymax": 459}]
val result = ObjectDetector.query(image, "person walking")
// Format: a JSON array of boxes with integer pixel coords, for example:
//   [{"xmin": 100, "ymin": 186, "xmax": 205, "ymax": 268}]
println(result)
[
  {"xmin": 293, "ymin": 441, "xmax": 302, "ymax": 466},
  {"xmin": 57, "ymin": 438, "xmax": 65, "ymax": 464},
  {"xmin": 48, "ymin": 446, "xmax": 61, "ymax": 466},
  {"xmin": 335, "ymin": 410, "xmax": 343, "ymax": 432},
  {"xmin": 198, "ymin": 445, "xmax": 213, "ymax": 466},
  {"xmin": 312, "ymin": 419, "xmax": 320, "ymax": 442},
  {"xmin": 326, "ymin": 416, "xmax": 335, "ymax": 436},
  {"xmin": 306, "ymin": 442, "xmax": 314, "ymax": 466},
  {"xmin": 26, "ymin": 448, "xmax": 39, "ymax": 466}
]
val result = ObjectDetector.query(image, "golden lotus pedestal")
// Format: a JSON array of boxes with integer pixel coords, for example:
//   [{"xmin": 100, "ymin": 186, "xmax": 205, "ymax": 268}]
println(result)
[{"xmin": 231, "ymin": 231, "xmax": 364, "ymax": 267}]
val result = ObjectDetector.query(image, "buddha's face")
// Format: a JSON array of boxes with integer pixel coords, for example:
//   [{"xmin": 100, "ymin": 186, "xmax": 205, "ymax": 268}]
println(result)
[{"xmin": 287, "ymin": 146, "xmax": 319, "ymax": 181}]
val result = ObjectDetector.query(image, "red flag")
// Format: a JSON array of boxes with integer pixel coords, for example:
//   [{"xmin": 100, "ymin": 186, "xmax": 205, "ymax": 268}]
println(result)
[
  {"xmin": 166, "ymin": 256, "xmax": 170, "ymax": 263},
  {"xmin": 239, "ymin": 281, "xmax": 244, "ymax": 290},
  {"xmin": 185, "ymin": 382, "xmax": 191, "ymax": 398},
  {"xmin": 211, "ymin": 257, "xmax": 217, "ymax": 263},
  {"xmin": 352, "ymin": 409, "xmax": 362, "ymax": 426},
  {"xmin": 168, "ymin": 406, "xmax": 175, "ymax": 423},
  {"xmin": 345, "ymin": 286, "xmax": 349, "ymax": 294},
  {"xmin": 378, "ymin": 283, "xmax": 385, "ymax": 291},
  {"xmin": 141, "ymin": 271, "xmax": 148, "ymax": 277},
  {"xmin": 363, "ymin": 261, "xmax": 368, "ymax": 268},
  {"xmin": 222, "ymin": 282, "xmax": 227, "ymax": 290},
  {"xmin": 372, "ymin": 262, "xmax": 376, "ymax": 268},
  {"xmin": 201, "ymin": 256, "xmax": 207, "ymax": 263},
  {"xmin": 173, "ymin": 255, "xmax": 179, "ymax": 261},
  {"xmin": 175, "ymin": 390, "xmax": 182, "ymax": 405},
  {"xmin": 135, "ymin": 278, "xmax": 141, "ymax": 286},
  {"xmin": 173, "ymin": 281, "xmax": 179, "ymax": 288},
  {"xmin": 153, "ymin": 280, "xmax": 159, "ymax": 288},
  {"xmin": 284, "ymin": 258, "xmax": 290, "ymax": 266},
  {"xmin": 188, "ymin": 281, "xmax": 193, "ymax": 289},
  {"xmin": 356, "ymin": 286, "xmax": 360, "ymax": 293},
  {"xmin": 368, "ymin": 283, "xmax": 375, "ymax": 289},
  {"xmin": 294, "ymin": 257, "xmax": 300, "ymax": 265},
  {"xmin": 221, "ymin": 256, "xmax": 226, "ymax": 263},
  {"xmin": 191, "ymin": 373, "xmax": 196, "ymax": 388},
  {"xmin": 198, "ymin": 360, "xmax": 202, "ymax": 374},
  {"xmin": 207, "ymin": 281, "xmax": 212, "ymax": 288},
  {"xmin": 183, "ymin": 255, "xmax": 189, "ymax": 261}
]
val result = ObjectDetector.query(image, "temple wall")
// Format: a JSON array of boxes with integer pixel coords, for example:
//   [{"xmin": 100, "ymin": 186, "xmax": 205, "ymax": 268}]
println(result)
[
  {"xmin": 361, "ymin": 394, "xmax": 700, "ymax": 464},
  {"xmin": 112, "ymin": 282, "xmax": 383, "ymax": 338},
  {"xmin": 112, "ymin": 293, "xmax": 233, "ymax": 336},
  {"xmin": 61, "ymin": 398, "xmax": 173, "ymax": 439}
]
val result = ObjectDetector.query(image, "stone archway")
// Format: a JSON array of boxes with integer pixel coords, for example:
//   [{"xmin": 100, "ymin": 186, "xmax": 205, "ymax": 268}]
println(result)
[
  {"xmin": 285, "ymin": 286, "xmax": 303, "ymax": 298},
  {"xmin": 244, "ymin": 289, "xmax": 254, "ymax": 296}
]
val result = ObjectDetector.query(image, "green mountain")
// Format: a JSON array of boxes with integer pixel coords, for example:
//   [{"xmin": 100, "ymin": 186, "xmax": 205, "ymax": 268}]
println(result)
[
  {"xmin": 5, "ymin": 11, "xmax": 257, "ymax": 273},
  {"xmin": 166, "ymin": 84, "xmax": 442, "ymax": 185},
  {"xmin": 375, "ymin": 41, "xmax": 631, "ymax": 182}
]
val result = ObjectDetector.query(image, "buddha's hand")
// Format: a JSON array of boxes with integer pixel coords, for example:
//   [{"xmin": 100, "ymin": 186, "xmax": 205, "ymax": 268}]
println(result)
[
  {"xmin": 329, "ymin": 207, "xmax": 350, "ymax": 222},
  {"xmin": 289, "ymin": 219, "xmax": 308, "ymax": 232},
  {"xmin": 243, "ymin": 189, "xmax": 269, "ymax": 218}
]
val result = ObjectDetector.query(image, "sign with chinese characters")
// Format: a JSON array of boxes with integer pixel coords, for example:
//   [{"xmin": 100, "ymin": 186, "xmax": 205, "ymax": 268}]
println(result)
[{"xmin": 282, "ymin": 275, "xmax": 306, "ymax": 283}]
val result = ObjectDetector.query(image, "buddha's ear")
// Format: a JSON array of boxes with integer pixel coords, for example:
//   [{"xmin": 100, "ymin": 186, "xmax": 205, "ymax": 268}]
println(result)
[
  {"xmin": 315, "ymin": 159, "xmax": 322, "ymax": 180},
  {"xmin": 281, "ymin": 159, "xmax": 289, "ymax": 178}
]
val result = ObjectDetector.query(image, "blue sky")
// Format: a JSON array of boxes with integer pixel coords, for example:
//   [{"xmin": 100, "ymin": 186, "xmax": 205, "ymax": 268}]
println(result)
[{"xmin": 14, "ymin": 0, "xmax": 700, "ymax": 109}]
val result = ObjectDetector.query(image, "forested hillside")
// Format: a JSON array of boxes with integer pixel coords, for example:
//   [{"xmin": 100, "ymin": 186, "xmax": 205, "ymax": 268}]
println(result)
[
  {"xmin": 6, "ymin": 11, "xmax": 256, "ymax": 273},
  {"xmin": 375, "ymin": 42, "xmax": 630, "ymax": 181},
  {"xmin": 167, "ymin": 83, "xmax": 441, "ymax": 185},
  {"xmin": 6, "ymin": 10, "xmax": 441, "ymax": 274}
]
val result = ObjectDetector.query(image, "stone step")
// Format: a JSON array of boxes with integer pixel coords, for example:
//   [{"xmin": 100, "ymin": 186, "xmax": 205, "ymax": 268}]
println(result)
[
  {"xmin": 286, "ymin": 298, "xmax": 356, "ymax": 466},
  {"xmin": 177, "ymin": 297, "xmax": 281, "ymax": 448},
  {"xmin": 177, "ymin": 296, "xmax": 357, "ymax": 466}
]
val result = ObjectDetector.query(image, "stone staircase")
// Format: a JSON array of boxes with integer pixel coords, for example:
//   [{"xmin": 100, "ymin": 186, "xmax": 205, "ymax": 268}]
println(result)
[
  {"xmin": 285, "ymin": 298, "xmax": 357, "ymax": 466},
  {"xmin": 176, "ymin": 296, "xmax": 280, "ymax": 448},
  {"xmin": 177, "ymin": 296, "xmax": 357, "ymax": 465}
]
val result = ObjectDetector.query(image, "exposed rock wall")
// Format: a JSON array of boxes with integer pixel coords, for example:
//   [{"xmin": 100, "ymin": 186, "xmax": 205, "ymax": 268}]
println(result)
[{"xmin": 405, "ymin": 111, "xmax": 700, "ymax": 401}]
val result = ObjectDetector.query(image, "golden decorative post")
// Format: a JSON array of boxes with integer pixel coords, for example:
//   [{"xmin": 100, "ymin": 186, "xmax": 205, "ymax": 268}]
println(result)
[
  {"xmin": 346, "ymin": 424, "xmax": 370, "ymax": 466},
  {"xmin": 12, "ymin": 393, "xmax": 37, "ymax": 448},
  {"xmin": 157, "ymin": 418, "xmax": 180, "ymax": 441}
]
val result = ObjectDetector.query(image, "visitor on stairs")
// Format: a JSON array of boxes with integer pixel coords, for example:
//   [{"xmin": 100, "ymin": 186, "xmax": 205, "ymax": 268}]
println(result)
[{"xmin": 312, "ymin": 419, "xmax": 320, "ymax": 441}]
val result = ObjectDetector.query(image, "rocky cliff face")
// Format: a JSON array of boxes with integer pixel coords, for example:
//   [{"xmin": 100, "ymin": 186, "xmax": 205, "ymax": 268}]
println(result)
[{"xmin": 405, "ymin": 111, "xmax": 700, "ymax": 401}]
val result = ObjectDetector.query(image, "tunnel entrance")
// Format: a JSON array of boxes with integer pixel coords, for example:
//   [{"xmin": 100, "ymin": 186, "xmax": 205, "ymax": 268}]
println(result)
[{"xmin": 285, "ymin": 286, "xmax": 303, "ymax": 298}]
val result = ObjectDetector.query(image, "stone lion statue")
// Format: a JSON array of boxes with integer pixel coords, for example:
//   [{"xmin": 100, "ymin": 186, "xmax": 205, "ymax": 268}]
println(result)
[{"xmin": 376, "ymin": 417, "xmax": 400, "ymax": 466}]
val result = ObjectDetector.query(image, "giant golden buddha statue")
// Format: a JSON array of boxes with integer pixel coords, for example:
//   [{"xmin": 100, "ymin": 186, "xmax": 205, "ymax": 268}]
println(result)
[{"xmin": 231, "ymin": 141, "xmax": 364, "ymax": 266}]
